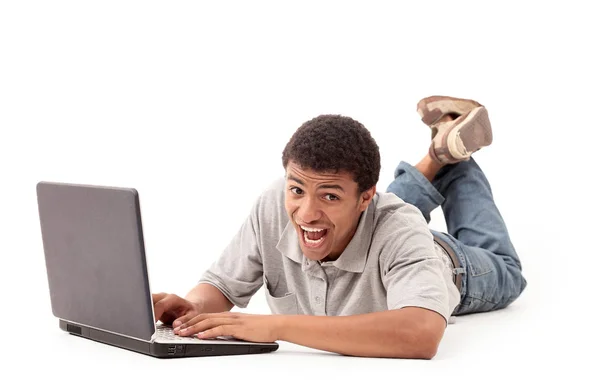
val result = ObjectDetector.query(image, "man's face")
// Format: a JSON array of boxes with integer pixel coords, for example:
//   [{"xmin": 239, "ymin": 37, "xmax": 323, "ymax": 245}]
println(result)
[{"xmin": 284, "ymin": 161, "xmax": 375, "ymax": 262}]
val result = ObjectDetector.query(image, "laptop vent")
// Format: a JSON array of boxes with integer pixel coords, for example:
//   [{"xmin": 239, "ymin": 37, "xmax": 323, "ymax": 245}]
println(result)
[{"xmin": 67, "ymin": 324, "xmax": 82, "ymax": 335}]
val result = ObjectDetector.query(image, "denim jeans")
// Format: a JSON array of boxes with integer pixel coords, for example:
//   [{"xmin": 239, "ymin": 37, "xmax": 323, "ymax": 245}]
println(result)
[{"xmin": 386, "ymin": 158, "xmax": 527, "ymax": 315}]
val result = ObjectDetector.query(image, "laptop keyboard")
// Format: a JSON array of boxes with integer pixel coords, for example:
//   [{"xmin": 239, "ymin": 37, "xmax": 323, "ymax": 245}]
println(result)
[
  {"xmin": 154, "ymin": 324, "xmax": 255, "ymax": 344},
  {"xmin": 155, "ymin": 325, "xmax": 201, "ymax": 342}
]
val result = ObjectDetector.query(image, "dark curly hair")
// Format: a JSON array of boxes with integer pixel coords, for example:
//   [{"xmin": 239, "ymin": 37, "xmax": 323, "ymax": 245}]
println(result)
[{"xmin": 281, "ymin": 114, "xmax": 381, "ymax": 193}]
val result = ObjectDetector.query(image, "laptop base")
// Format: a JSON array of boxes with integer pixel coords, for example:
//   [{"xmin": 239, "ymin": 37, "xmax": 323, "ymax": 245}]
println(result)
[{"xmin": 59, "ymin": 320, "xmax": 279, "ymax": 358}]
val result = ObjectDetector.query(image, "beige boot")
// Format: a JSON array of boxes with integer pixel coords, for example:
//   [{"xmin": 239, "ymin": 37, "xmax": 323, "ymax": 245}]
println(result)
[{"xmin": 417, "ymin": 95, "xmax": 493, "ymax": 164}]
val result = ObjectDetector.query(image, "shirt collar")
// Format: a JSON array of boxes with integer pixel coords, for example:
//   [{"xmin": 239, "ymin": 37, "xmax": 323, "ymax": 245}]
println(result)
[{"xmin": 276, "ymin": 197, "xmax": 376, "ymax": 273}]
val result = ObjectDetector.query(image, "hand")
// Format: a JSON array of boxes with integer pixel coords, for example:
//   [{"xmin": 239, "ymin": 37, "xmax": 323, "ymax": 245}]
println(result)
[
  {"xmin": 152, "ymin": 292, "xmax": 202, "ymax": 327},
  {"xmin": 174, "ymin": 312, "xmax": 283, "ymax": 343}
]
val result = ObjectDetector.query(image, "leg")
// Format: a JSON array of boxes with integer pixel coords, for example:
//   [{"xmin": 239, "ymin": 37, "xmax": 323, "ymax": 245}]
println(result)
[
  {"xmin": 387, "ymin": 156, "xmax": 527, "ymax": 315},
  {"xmin": 431, "ymin": 157, "xmax": 527, "ymax": 315},
  {"xmin": 387, "ymin": 98, "xmax": 527, "ymax": 315}
]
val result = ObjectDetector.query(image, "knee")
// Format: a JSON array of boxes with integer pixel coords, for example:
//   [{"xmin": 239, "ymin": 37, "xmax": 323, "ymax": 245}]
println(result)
[
  {"xmin": 516, "ymin": 274, "xmax": 528, "ymax": 304},
  {"xmin": 513, "ymin": 268, "xmax": 527, "ymax": 297},
  {"xmin": 498, "ymin": 268, "xmax": 527, "ymax": 310}
]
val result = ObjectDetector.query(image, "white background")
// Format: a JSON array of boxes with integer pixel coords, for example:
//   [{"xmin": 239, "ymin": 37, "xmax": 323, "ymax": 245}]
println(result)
[{"xmin": 1, "ymin": 1, "xmax": 598, "ymax": 384}]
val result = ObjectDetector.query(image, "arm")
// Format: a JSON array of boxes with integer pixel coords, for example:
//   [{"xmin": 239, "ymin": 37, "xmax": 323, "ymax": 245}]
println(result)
[
  {"xmin": 153, "ymin": 284, "xmax": 234, "ymax": 326},
  {"xmin": 157, "ymin": 186, "xmax": 278, "ymax": 326},
  {"xmin": 178, "ymin": 306, "xmax": 446, "ymax": 359},
  {"xmin": 184, "ymin": 283, "xmax": 234, "ymax": 313},
  {"xmin": 276, "ymin": 307, "xmax": 446, "ymax": 359}
]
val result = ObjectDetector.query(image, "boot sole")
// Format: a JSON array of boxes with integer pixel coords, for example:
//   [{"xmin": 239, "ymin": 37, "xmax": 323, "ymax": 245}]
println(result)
[
  {"xmin": 447, "ymin": 106, "xmax": 493, "ymax": 159},
  {"xmin": 418, "ymin": 95, "xmax": 483, "ymax": 125}
]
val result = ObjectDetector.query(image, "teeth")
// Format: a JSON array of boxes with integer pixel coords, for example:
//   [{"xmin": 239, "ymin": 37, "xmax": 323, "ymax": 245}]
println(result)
[
  {"xmin": 304, "ymin": 231, "xmax": 325, "ymax": 244},
  {"xmin": 300, "ymin": 226, "xmax": 326, "ymax": 232}
]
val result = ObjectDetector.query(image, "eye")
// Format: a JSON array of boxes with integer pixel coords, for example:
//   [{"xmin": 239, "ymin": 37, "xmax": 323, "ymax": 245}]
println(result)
[
  {"xmin": 324, "ymin": 194, "xmax": 339, "ymax": 201},
  {"xmin": 289, "ymin": 186, "xmax": 303, "ymax": 195}
]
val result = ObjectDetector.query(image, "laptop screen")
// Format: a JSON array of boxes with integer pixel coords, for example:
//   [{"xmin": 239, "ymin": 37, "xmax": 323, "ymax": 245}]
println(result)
[{"xmin": 37, "ymin": 182, "xmax": 156, "ymax": 341}]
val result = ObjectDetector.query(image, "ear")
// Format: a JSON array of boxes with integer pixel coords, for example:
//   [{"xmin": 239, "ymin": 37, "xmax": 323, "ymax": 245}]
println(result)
[{"xmin": 358, "ymin": 185, "xmax": 376, "ymax": 211}]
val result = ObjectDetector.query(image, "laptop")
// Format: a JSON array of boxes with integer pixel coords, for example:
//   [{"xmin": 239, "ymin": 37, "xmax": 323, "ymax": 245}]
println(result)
[{"xmin": 36, "ymin": 181, "xmax": 279, "ymax": 358}]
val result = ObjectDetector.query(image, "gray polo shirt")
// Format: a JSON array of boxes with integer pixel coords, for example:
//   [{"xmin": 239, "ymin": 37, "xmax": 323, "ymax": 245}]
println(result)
[{"xmin": 198, "ymin": 178, "xmax": 460, "ymax": 323}]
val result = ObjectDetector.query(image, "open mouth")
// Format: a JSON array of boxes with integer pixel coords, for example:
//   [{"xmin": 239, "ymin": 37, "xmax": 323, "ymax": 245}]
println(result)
[{"xmin": 300, "ymin": 225, "xmax": 329, "ymax": 248}]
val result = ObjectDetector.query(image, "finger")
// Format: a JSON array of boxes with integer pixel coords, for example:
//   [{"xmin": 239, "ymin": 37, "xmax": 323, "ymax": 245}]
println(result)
[
  {"xmin": 174, "ymin": 313, "xmax": 207, "ymax": 333},
  {"xmin": 196, "ymin": 325, "xmax": 233, "ymax": 340},
  {"xmin": 153, "ymin": 299, "xmax": 168, "ymax": 322},
  {"xmin": 178, "ymin": 318, "xmax": 235, "ymax": 337},
  {"xmin": 173, "ymin": 304, "xmax": 225, "ymax": 329},
  {"xmin": 152, "ymin": 292, "xmax": 168, "ymax": 305},
  {"xmin": 173, "ymin": 312, "xmax": 199, "ymax": 330},
  {"xmin": 153, "ymin": 295, "xmax": 182, "ymax": 322},
  {"xmin": 176, "ymin": 312, "xmax": 236, "ymax": 331}
]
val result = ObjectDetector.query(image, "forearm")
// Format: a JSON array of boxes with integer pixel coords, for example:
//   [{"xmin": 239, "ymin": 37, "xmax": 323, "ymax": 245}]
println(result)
[
  {"xmin": 184, "ymin": 283, "xmax": 234, "ymax": 313},
  {"xmin": 277, "ymin": 308, "xmax": 445, "ymax": 359}
]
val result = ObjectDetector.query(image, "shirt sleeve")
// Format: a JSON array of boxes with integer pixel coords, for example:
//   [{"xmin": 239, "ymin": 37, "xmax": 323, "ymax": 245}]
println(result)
[
  {"xmin": 377, "ymin": 204, "xmax": 459, "ymax": 324},
  {"xmin": 197, "ymin": 197, "xmax": 265, "ymax": 309}
]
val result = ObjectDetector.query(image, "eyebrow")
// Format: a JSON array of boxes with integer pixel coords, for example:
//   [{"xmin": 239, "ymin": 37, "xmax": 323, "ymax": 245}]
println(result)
[
  {"xmin": 287, "ymin": 175, "xmax": 305, "ymax": 186},
  {"xmin": 287, "ymin": 175, "xmax": 346, "ymax": 193},
  {"xmin": 319, "ymin": 184, "xmax": 345, "ymax": 193}
]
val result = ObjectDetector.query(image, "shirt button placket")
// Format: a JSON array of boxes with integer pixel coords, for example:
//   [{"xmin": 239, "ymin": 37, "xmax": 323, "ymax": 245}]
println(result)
[{"xmin": 312, "ymin": 276, "xmax": 327, "ymax": 315}]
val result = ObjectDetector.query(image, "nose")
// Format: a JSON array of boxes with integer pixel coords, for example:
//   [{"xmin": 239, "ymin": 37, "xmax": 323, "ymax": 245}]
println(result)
[{"xmin": 297, "ymin": 197, "xmax": 322, "ymax": 224}]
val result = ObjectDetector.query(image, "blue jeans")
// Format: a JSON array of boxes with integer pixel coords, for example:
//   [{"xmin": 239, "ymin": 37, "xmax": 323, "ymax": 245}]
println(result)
[{"xmin": 386, "ymin": 158, "xmax": 527, "ymax": 315}]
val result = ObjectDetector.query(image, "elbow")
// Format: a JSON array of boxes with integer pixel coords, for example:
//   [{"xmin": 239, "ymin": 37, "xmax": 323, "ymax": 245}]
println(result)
[
  {"xmin": 416, "ymin": 341, "xmax": 439, "ymax": 360},
  {"xmin": 374, "ymin": 308, "xmax": 447, "ymax": 359},
  {"xmin": 391, "ymin": 326, "xmax": 443, "ymax": 360},
  {"xmin": 414, "ymin": 326, "xmax": 443, "ymax": 359},
  {"xmin": 408, "ymin": 334, "xmax": 440, "ymax": 360}
]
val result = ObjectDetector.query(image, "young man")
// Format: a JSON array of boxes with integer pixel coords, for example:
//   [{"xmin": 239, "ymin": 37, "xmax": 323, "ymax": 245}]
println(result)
[{"xmin": 152, "ymin": 95, "xmax": 527, "ymax": 359}]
